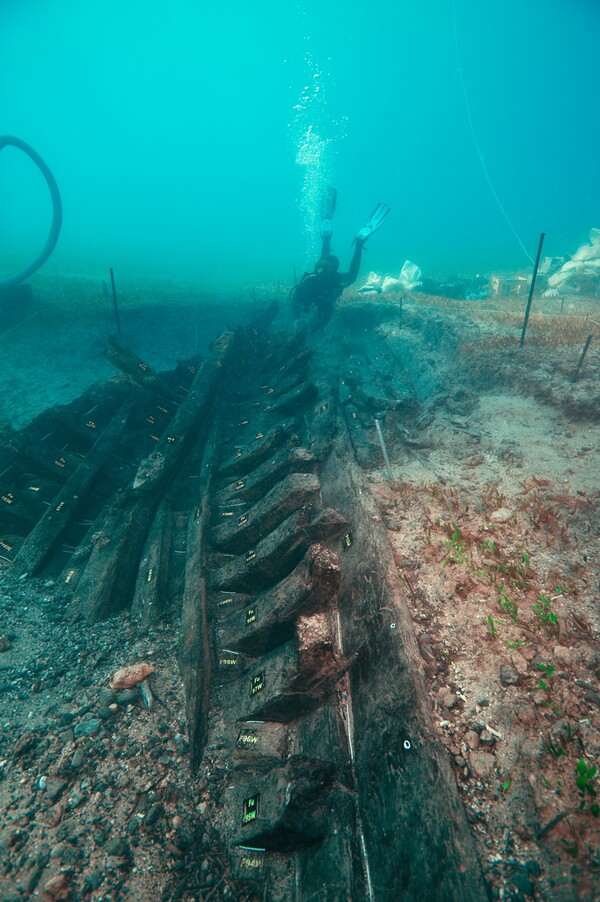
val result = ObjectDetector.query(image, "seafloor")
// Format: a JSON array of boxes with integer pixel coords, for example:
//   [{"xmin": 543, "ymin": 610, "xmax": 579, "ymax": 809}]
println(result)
[{"xmin": 0, "ymin": 275, "xmax": 598, "ymax": 901}]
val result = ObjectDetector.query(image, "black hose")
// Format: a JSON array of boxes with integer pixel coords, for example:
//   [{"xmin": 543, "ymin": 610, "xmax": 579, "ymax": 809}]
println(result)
[{"xmin": 0, "ymin": 135, "xmax": 63, "ymax": 288}]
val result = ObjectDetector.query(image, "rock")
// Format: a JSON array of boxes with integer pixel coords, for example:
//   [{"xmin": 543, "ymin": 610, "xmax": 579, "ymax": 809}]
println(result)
[
  {"xmin": 479, "ymin": 730, "xmax": 495, "ymax": 746},
  {"xmin": 441, "ymin": 691, "xmax": 459, "ymax": 710},
  {"xmin": 584, "ymin": 690, "xmax": 600, "ymax": 709},
  {"xmin": 552, "ymin": 645, "xmax": 580, "ymax": 666},
  {"xmin": 512, "ymin": 866, "xmax": 534, "ymax": 897},
  {"xmin": 97, "ymin": 688, "xmax": 115, "ymax": 706},
  {"xmin": 0, "ymin": 635, "xmax": 12, "ymax": 652},
  {"xmin": 489, "ymin": 508, "xmax": 514, "ymax": 524},
  {"xmin": 73, "ymin": 719, "xmax": 101, "ymax": 739},
  {"xmin": 470, "ymin": 751, "xmax": 496, "ymax": 779},
  {"xmin": 144, "ymin": 803, "xmax": 164, "ymax": 827},
  {"xmin": 139, "ymin": 679, "xmax": 153, "ymax": 710},
  {"xmin": 43, "ymin": 870, "xmax": 72, "ymax": 898},
  {"xmin": 500, "ymin": 663, "xmax": 520, "ymax": 687},
  {"xmin": 70, "ymin": 750, "xmax": 85, "ymax": 770},
  {"xmin": 464, "ymin": 730, "xmax": 480, "ymax": 750},
  {"xmin": 116, "ymin": 689, "xmax": 138, "ymax": 706},
  {"xmin": 106, "ymin": 837, "xmax": 131, "ymax": 859},
  {"xmin": 109, "ymin": 663, "xmax": 155, "ymax": 690},
  {"xmin": 84, "ymin": 872, "xmax": 103, "ymax": 891},
  {"xmin": 44, "ymin": 778, "xmax": 68, "ymax": 803},
  {"xmin": 12, "ymin": 733, "xmax": 36, "ymax": 759}
]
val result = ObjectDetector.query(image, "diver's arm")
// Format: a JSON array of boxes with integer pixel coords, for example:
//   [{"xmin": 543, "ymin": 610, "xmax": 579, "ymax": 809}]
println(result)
[{"xmin": 340, "ymin": 238, "xmax": 364, "ymax": 287}]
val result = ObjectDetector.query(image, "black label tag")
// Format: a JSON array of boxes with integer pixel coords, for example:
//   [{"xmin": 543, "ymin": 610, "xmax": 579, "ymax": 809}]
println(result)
[
  {"xmin": 239, "ymin": 852, "xmax": 264, "ymax": 871},
  {"xmin": 236, "ymin": 729, "xmax": 259, "ymax": 749},
  {"xmin": 245, "ymin": 606, "xmax": 257, "ymax": 625},
  {"xmin": 218, "ymin": 652, "xmax": 239, "ymax": 669},
  {"xmin": 343, "ymin": 531, "xmax": 353, "ymax": 549},
  {"xmin": 242, "ymin": 794, "xmax": 260, "ymax": 825},
  {"xmin": 250, "ymin": 672, "xmax": 264, "ymax": 696}
]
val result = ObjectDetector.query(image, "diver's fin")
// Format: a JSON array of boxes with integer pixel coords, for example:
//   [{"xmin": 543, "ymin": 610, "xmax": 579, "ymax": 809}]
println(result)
[
  {"xmin": 320, "ymin": 186, "xmax": 337, "ymax": 239},
  {"xmin": 354, "ymin": 202, "xmax": 390, "ymax": 244}
]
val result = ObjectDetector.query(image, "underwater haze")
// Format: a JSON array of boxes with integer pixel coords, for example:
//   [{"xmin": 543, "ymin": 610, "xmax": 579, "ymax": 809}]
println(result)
[{"xmin": 1, "ymin": 0, "xmax": 600, "ymax": 289}]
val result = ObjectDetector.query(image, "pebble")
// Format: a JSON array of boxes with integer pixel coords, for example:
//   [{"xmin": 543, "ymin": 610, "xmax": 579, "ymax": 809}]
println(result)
[
  {"xmin": 73, "ymin": 719, "xmax": 102, "ymax": 739},
  {"xmin": 106, "ymin": 836, "xmax": 131, "ymax": 858},
  {"xmin": 464, "ymin": 730, "xmax": 480, "ymax": 750},
  {"xmin": 84, "ymin": 871, "xmax": 103, "ymax": 891},
  {"xmin": 116, "ymin": 689, "xmax": 138, "ymax": 706},
  {"xmin": 441, "ymin": 692, "xmax": 459, "ymax": 710},
  {"xmin": 44, "ymin": 778, "xmax": 68, "ymax": 803},
  {"xmin": 470, "ymin": 751, "xmax": 496, "ymax": 778},
  {"xmin": 144, "ymin": 803, "xmax": 164, "ymax": 826},
  {"xmin": 0, "ymin": 635, "xmax": 12, "ymax": 652},
  {"xmin": 584, "ymin": 690, "xmax": 600, "ymax": 709},
  {"xmin": 489, "ymin": 508, "xmax": 514, "ymax": 523},
  {"xmin": 71, "ymin": 749, "xmax": 85, "ymax": 770},
  {"xmin": 500, "ymin": 664, "xmax": 520, "ymax": 687},
  {"xmin": 43, "ymin": 870, "xmax": 72, "ymax": 898}
]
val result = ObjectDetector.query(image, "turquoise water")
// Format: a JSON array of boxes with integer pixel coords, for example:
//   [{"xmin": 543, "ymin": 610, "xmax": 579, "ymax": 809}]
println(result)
[{"xmin": 1, "ymin": 0, "xmax": 599, "ymax": 288}]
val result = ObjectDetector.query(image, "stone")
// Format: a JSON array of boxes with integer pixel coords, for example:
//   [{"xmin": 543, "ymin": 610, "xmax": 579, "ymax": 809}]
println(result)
[
  {"xmin": 489, "ymin": 508, "xmax": 514, "ymax": 524},
  {"xmin": 116, "ymin": 689, "xmax": 138, "ymax": 706},
  {"xmin": 500, "ymin": 663, "xmax": 520, "ymax": 687},
  {"xmin": 584, "ymin": 690, "xmax": 600, "ymax": 709},
  {"xmin": 43, "ymin": 870, "xmax": 72, "ymax": 898},
  {"xmin": 73, "ymin": 720, "xmax": 101, "ymax": 739},
  {"xmin": 470, "ymin": 751, "xmax": 496, "ymax": 779},
  {"xmin": 441, "ymin": 692, "xmax": 459, "ymax": 710},
  {"xmin": 45, "ymin": 778, "xmax": 68, "ymax": 803},
  {"xmin": 106, "ymin": 837, "xmax": 131, "ymax": 858},
  {"xmin": 464, "ymin": 730, "xmax": 480, "ymax": 750},
  {"xmin": 144, "ymin": 804, "xmax": 164, "ymax": 827},
  {"xmin": 0, "ymin": 635, "xmax": 12, "ymax": 652},
  {"xmin": 84, "ymin": 872, "xmax": 103, "ymax": 891},
  {"xmin": 552, "ymin": 645, "xmax": 580, "ymax": 666},
  {"xmin": 70, "ymin": 749, "xmax": 85, "ymax": 770}
]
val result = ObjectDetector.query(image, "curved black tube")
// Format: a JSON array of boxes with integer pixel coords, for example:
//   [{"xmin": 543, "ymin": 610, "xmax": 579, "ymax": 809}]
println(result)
[{"xmin": 0, "ymin": 135, "xmax": 63, "ymax": 288}]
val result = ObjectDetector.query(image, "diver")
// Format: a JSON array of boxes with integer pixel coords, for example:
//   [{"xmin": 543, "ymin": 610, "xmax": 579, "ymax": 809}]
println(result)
[{"xmin": 291, "ymin": 188, "xmax": 390, "ymax": 326}]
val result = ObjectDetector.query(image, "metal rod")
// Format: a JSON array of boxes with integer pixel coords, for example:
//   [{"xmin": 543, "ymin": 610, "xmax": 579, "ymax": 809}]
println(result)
[
  {"xmin": 520, "ymin": 232, "xmax": 545, "ymax": 347},
  {"xmin": 109, "ymin": 267, "xmax": 121, "ymax": 337},
  {"xmin": 375, "ymin": 418, "xmax": 394, "ymax": 481},
  {"xmin": 572, "ymin": 334, "xmax": 593, "ymax": 383}
]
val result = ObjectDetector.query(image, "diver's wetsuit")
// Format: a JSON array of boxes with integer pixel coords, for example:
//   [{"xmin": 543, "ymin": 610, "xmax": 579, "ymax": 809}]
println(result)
[{"xmin": 292, "ymin": 235, "xmax": 364, "ymax": 325}]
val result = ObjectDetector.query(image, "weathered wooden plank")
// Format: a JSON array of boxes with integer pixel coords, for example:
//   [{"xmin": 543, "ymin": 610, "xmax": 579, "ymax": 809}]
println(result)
[
  {"xmin": 218, "ymin": 623, "xmax": 354, "ymax": 724},
  {"xmin": 209, "ymin": 507, "xmax": 347, "ymax": 594},
  {"xmin": 269, "ymin": 381, "xmax": 318, "ymax": 417},
  {"xmin": 211, "ymin": 472, "xmax": 321, "ymax": 554},
  {"xmin": 12, "ymin": 401, "xmax": 133, "ymax": 576},
  {"xmin": 215, "ymin": 446, "xmax": 317, "ymax": 506},
  {"xmin": 179, "ymin": 424, "xmax": 220, "ymax": 773},
  {"xmin": 228, "ymin": 757, "xmax": 337, "ymax": 851},
  {"xmin": 72, "ymin": 333, "xmax": 234, "ymax": 622},
  {"xmin": 320, "ymin": 429, "xmax": 489, "ymax": 902},
  {"xmin": 218, "ymin": 544, "xmax": 340, "ymax": 656},
  {"xmin": 217, "ymin": 424, "xmax": 289, "ymax": 478},
  {"xmin": 131, "ymin": 499, "xmax": 172, "ymax": 624}
]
